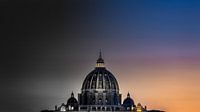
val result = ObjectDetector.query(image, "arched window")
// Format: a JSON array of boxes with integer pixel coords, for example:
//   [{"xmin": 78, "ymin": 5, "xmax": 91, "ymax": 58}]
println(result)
[{"xmin": 98, "ymin": 98, "xmax": 102, "ymax": 105}]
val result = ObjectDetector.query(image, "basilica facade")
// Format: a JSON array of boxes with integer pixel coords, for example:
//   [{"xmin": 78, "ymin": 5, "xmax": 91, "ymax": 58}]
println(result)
[{"xmin": 44, "ymin": 52, "xmax": 148, "ymax": 112}]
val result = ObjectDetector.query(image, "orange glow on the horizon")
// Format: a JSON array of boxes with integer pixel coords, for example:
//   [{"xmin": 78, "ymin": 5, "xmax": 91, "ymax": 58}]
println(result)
[{"xmin": 111, "ymin": 59, "xmax": 200, "ymax": 112}]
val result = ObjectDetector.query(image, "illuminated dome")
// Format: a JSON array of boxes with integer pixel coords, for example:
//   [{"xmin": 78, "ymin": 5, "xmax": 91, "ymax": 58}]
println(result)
[
  {"xmin": 78, "ymin": 51, "xmax": 122, "ymax": 108},
  {"xmin": 81, "ymin": 52, "xmax": 119, "ymax": 91}
]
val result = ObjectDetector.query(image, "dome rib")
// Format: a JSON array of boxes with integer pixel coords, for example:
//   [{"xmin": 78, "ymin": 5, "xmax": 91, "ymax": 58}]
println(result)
[{"xmin": 81, "ymin": 68, "xmax": 119, "ymax": 91}]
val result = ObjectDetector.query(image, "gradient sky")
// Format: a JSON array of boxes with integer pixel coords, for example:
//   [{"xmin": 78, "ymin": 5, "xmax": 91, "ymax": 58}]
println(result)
[{"xmin": 1, "ymin": 0, "xmax": 200, "ymax": 112}]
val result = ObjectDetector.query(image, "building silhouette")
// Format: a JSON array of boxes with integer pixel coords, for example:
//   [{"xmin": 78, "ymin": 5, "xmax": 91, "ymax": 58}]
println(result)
[{"xmin": 42, "ymin": 52, "xmax": 163, "ymax": 112}]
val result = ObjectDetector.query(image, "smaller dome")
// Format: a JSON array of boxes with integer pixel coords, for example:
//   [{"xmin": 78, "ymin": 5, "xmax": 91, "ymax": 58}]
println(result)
[
  {"xmin": 123, "ymin": 93, "xmax": 135, "ymax": 108},
  {"xmin": 67, "ymin": 92, "xmax": 78, "ymax": 106},
  {"xmin": 66, "ymin": 92, "xmax": 79, "ymax": 111}
]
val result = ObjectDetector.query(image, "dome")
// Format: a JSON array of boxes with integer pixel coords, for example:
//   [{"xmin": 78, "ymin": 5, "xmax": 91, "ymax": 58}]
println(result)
[
  {"xmin": 66, "ymin": 92, "xmax": 78, "ymax": 111},
  {"xmin": 81, "ymin": 51, "xmax": 119, "ymax": 91},
  {"xmin": 78, "ymin": 51, "xmax": 122, "ymax": 107},
  {"xmin": 67, "ymin": 92, "xmax": 78, "ymax": 105},
  {"xmin": 123, "ymin": 93, "xmax": 135, "ymax": 107}
]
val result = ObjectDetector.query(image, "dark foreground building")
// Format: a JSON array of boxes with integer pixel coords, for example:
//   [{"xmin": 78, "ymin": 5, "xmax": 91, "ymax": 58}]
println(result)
[{"xmin": 42, "ymin": 52, "xmax": 156, "ymax": 112}]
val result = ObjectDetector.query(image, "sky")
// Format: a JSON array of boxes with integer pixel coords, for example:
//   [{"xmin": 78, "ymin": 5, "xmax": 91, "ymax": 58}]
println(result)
[{"xmin": 1, "ymin": 0, "xmax": 200, "ymax": 112}]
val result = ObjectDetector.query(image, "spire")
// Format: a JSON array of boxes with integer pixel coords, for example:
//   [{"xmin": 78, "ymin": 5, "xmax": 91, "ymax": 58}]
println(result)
[
  {"xmin": 127, "ymin": 92, "xmax": 130, "ymax": 98},
  {"xmin": 71, "ymin": 91, "xmax": 74, "ymax": 97},
  {"xmin": 99, "ymin": 49, "xmax": 102, "ymax": 59},
  {"xmin": 96, "ymin": 50, "xmax": 105, "ymax": 68}
]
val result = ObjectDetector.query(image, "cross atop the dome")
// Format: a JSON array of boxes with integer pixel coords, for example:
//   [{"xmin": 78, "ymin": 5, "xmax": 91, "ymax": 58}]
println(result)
[
  {"xmin": 96, "ymin": 50, "xmax": 105, "ymax": 68},
  {"xmin": 99, "ymin": 49, "xmax": 102, "ymax": 59}
]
